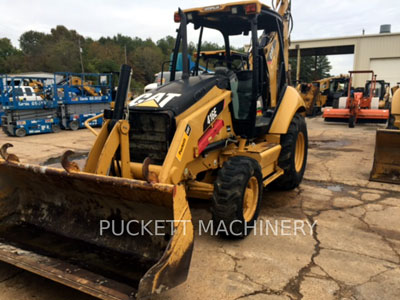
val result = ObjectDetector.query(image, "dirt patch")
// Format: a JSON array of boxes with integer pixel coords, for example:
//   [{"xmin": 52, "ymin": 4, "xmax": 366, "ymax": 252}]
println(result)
[{"xmin": 309, "ymin": 139, "xmax": 351, "ymax": 149}]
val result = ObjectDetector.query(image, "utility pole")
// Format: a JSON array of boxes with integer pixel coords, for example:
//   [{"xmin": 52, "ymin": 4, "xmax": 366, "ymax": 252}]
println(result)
[
  {"xmin": 124, "ymin": 45, "xmax": 128, "ymax": 64},
  {"xmin": 78, "ymin": 39, "xmax": 84, "ymax": 74},
  {"xmin": 296, "ymin": 45, "xmax": 301, "ymax": 83}
]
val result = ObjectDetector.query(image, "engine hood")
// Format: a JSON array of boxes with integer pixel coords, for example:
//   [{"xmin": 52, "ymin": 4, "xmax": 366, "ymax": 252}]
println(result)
[{"xmin": 129, "ymin": 74, "xmax": 227, "ymax": 116}]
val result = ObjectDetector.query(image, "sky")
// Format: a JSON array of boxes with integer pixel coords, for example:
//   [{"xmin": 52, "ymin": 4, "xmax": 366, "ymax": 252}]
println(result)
[{"xmin": 0, "ymin": 0, "xmax": 399, "ymax": 75}]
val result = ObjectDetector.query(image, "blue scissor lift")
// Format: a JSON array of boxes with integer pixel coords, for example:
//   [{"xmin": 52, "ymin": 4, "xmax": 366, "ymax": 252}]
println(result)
[
  {"xmin": 54, "ymin": 72, "xmax": 112, "ymax": 130},
  {"xmin": 1, "ymin": 75, "xmax": 60, "ymax": 137}
]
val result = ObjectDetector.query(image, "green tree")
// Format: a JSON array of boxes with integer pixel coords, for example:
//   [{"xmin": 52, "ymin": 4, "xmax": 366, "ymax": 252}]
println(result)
[
  {"xmin": 130, "ymin": 46, "xmax": 163, "ymax": 84},
  {"xmin": 19, "ymin": 31, "xmax": 46, "ymax": 55},
  {"xmin": 156, "ymin": 35, "xmax": 176, "ymax": 58},
  {"xmin": 290, "ymin": 55, "xmax": 332, "ymax": 83},
  {"xmin": 85, "ymin": 41, "xmax": 124, "ymax": 73},
  {"xmin": 2, "ymin": 26, "xmax": 250, "ymax": 87},
  {"xmin": 0, "ymin": 38, "xmax": 22, "ymax": 73}
]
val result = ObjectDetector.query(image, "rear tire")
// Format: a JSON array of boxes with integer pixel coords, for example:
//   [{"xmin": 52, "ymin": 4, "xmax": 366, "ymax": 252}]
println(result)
[
  {"xmin": 52, "ymin": 124, "xmax": 61, "ymax": 133},
  {"xmin": 69, "ymin": 120, "xmax": 80, "ymax": 131},
  {"xmin": 15, "ymin": 128, "xmax": 27, "ymax": 137},
  {"xmin": 387, "ymin": 115, "xmax": 398, "ymax": 129},
  {"xmin": 270, "ymin": 113, "xmax": 308, "ymax": 190},
  {"xmin": 332, "ymin": 98, "xmax": 339, "ymax": 109},
  {"xmin": 211, "ymin": 156, "xmax": 263, "ymax": 238},
  {"xmin": 349, "ymin": 115, "xmax": 355, "ymax": 128}
]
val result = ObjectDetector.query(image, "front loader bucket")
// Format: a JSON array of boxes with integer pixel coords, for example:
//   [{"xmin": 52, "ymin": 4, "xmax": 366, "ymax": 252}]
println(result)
[
  {"xmin": 370, "ymin": 129, "xmax": 400, "ymax": 184},
  {"xmin": 0, "ymin": 160, "xmax": 193, "ymax": 300}
]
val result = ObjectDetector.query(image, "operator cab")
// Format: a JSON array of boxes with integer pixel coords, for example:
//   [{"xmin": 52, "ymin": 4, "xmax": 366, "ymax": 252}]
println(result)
[
  {"xmin": 365, "ymin": 80, "xmax": 388, "ymax": 100},
  {"xmin": 128, "ymin": 1, "xmax": 291, "ymax": 163},
  {"xmin": 170, "ymin": 1, "xmax": 289, "ymax": 138}
]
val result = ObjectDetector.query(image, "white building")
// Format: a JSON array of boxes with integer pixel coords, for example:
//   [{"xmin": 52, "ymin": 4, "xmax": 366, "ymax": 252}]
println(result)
[{"xmin": 290, "ymin": 26, "xmax": 400, "ymax": 87}]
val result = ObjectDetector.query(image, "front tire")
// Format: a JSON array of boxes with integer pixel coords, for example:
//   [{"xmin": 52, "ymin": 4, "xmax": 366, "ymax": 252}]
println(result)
[
  {"xmin": 349, "ymin": 115, "xmax": 355, "ymax": 128},
  {"xmin": 270, "ymin": 113, "xmax": 308, "ymax": 190},
  {"xmin": 15, "ymin": 128, "xmax": 27, "ymax": 137},
  {"xmin": 387, "ymin": 115, "xmax": 398, "ymax": 129},
  {"xmin": 332, "ymin": 98, "xmax": 339, "ymax": 109},
  {"xmin": 211, "ymin": 156, "xmax": 263, "ymax": 238},
  {"xmin": 52, "ymin": 124, "xmax": 61, "ymax": 133},
  {"xmin": 69, "ymin": 120, "xmax": 80, "ymax": 131}
]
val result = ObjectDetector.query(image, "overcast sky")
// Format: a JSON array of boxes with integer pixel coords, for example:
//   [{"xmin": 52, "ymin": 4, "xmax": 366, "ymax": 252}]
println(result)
[{"xmin": 0, "ymin": 0, "xmax": 398, "ymax": 75}]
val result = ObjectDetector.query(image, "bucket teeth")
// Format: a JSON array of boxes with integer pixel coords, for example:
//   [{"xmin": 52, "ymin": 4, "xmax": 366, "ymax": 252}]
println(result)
[
  {"xmin": 0, "ymin": 143, "xmax": 19, "ymax": 163},
  {"xmin": 61, "ymin": 150, "xmax": 80, "ymax": 173},
  {"xmin": 142, "ymin": 157, "xmax": 159, "ymax": 183}
]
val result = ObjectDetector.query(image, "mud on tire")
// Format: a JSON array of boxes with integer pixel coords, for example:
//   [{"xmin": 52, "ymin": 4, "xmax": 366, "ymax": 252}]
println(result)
[{"xmin": 211, "ymin": 156, "xmax": 263, "ymax": 238}]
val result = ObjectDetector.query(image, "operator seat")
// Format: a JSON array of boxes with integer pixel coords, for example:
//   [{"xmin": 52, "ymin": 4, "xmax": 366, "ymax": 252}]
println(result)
[
  {"xmin": 215, "ymin": 68, "xmax": 271, "ymax": 136},
  {"xmin": 214, "ymin": 68, "xmax": 253, "ymax": 121}
]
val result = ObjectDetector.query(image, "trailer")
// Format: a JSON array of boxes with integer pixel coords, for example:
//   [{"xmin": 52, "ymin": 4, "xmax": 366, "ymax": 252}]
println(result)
[
  {"xmin": 54, "ymin": 72, "xmax": 112, "ymax": 130},
  {"xmin": 1, "ymin": 75, "xmax": 60, "ymax": 137}
]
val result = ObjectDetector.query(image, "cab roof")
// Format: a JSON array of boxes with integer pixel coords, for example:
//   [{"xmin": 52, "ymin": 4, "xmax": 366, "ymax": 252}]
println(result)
[
  {"xmin": 175, "ymin": 1, "xmax": 282, "ymax": 36},
  {"xmin": 182, "ymin": 1, "xmax": 269, "ymax": 15}
]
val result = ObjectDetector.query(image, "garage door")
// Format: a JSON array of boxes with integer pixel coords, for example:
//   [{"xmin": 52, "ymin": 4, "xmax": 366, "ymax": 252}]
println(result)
[{"xmin": 370, "ymin": 57, "xmax": 400, "ymax": 88}]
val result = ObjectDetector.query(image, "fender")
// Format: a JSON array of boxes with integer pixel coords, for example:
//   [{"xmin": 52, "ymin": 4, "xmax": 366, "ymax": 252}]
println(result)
[{"xmin": 269, "ymin": 86, "xmax": 306, "ymax": 134}]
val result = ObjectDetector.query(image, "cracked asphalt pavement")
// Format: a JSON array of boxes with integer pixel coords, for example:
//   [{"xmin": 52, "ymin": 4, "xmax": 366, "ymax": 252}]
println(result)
[{"xmin": 0, "ymin": 117, "xmax": 399, "ymax": 300}]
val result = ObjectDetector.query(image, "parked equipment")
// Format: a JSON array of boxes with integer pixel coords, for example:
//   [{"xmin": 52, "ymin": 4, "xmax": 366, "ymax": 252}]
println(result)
[
  {"xmin": 370, "ymin": 88, "xmax": 400, "ymax": 184},
  {"xmin": 0, "ymin": 1, "xmax": 306, "ymax": 299},
  {"xmin": 144, "ymin": 53, "xmax": 211, "ymax": 92},
  {"xmin": 1, "ymin": 73, "xmax": 112, "ymax": 136},
  {"xmin": 1, "ymin": 75, "xmax": 60, "ymax": 136},
  {"xmin": 365, "ymin": 79, "xmax": 391, "ymax": 109},
  {"xmin": 296, "ymin": 75, "xmax": 349, "ymax": 116},
  {"xmin": 392, "ymin": 82, "xmax": 399, "ymax": 96},
  {"xmin": 296, "ymin": 82, "xmax": 319, "ymax": 116},
  {"xmin": 323, "ymin": 70, "xmax": 389, "ymax": 127},
  {"xmin": 54, "ymin": 72, "xmax": 112, "ymax": 130}
]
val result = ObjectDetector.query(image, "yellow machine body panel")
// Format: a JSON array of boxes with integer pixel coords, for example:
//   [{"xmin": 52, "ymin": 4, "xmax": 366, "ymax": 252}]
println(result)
[
  {"xmin": 370, "ymin": 129, "xmax": 400, "ymax": 184},
  {"xmin": 70, "ymin": 76, "xmax": 99, "ymax": 96},
  {"xmin": 264, "ymin": 33, "xmax": 280, "ymax": 107},
  {"xmin": 391, "ymin": 89, "xmax": 400, "ymax": 128},
  {"xmin": 269, "ymin": 86, "xmax": 305, "ymax": 134},
  {"xmin": 370, "ymin": 89, "xmax": 400, "ymax": 184}
]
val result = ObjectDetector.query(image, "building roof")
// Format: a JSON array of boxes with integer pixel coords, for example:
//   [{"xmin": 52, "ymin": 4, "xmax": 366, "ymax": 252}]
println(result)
[{"xmin": 291, "ymin": 32, "xmax": 400, "ymax": 45}]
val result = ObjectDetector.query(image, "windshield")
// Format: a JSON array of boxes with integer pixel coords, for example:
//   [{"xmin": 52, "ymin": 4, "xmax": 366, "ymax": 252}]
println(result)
[
  {"xmin": 365, "ymin": 81, "xmax": 383, "ymax": 98},
  {"xmin": 330, "ymin": 79, "xmax": 348, "ymax": 95}
]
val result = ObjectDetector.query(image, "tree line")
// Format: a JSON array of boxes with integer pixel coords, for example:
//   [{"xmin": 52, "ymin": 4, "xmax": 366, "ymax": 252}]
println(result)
[
  {"xmin": 0, "ymin": 25, "xmax": 226, "ymax": 90},
  {"xmin": 0, "ymin": 25, "xmax": 331, "ymax": 90}
]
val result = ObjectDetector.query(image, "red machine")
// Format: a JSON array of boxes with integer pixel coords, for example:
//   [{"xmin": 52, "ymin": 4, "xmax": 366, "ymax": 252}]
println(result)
[{"xmin": 323, "ymin": 70, "xmax": 389, "ymax": 127}]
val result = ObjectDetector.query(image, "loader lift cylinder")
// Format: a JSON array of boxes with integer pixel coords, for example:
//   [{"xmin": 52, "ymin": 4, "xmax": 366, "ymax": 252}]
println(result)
[{"xmin": 110, "ymin": 64, "xmax": 131, "ymax": 129}]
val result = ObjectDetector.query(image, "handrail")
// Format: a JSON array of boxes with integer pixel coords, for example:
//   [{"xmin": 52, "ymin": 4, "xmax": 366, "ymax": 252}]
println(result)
[{"xmin": 84, "ymin": 113, "xmax": 103, "ymax": 136}]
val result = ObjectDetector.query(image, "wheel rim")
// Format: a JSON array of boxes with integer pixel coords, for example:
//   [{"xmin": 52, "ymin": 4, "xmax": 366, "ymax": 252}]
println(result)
[
  {"xmin": 16, "ymin": 128, "xmax": 26, "ymax": 137},
  {"xmin": 52, "ymin": 125, "xmax": 61, "ymax": 133},
  {"xmin": 243, "ymin": 176, "xmax": 259, "ymax": 222},
  {"xmin": 70, "ymin": 121, "xmax": 79, "ymax": 130},
  {"xmin": 295, "ymin": 132, "xmax": 305, "ymax": 173}
]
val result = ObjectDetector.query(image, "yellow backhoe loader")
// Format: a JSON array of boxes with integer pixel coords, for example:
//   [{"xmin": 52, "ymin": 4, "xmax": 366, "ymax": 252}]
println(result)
[
  {"xmin": 0, "ymin": 1, "xmax": 307, "ymax": 299},
  {"xmin": 370, "ymin": 88, "xmax": 400, "ymax": 184}
]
